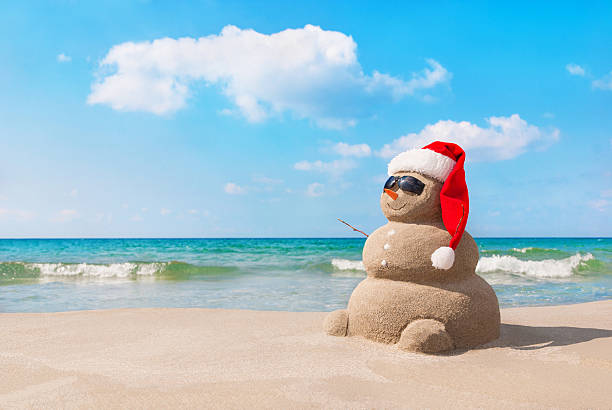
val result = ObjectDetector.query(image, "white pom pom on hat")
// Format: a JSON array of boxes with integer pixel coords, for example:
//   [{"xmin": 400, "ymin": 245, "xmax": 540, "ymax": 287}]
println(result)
[
  {"xmin": 430, "ymin": 246, "xmax": 455, "ymax": 270},
  {"xmin": 387, "ymin": 141, "xmax": 469, "ymax": 270}
]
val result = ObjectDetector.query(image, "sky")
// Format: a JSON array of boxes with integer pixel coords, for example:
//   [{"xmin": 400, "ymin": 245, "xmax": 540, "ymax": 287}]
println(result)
[{"xmin": 0, "ymin": 0, "xmax": 611, "ymax": 238}]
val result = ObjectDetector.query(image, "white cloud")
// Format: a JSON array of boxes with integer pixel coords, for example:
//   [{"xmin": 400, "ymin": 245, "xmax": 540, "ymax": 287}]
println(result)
[
  {"xmin": 370, "ymin": 59, "xmax": 451, "ymax": 98},
  {"xmin": 57, "ymin": 53, "xmax": 71, "ymax": 63},
  {"xmin": 88, "ymin": 25, "xmax": 450, "ymax": 128},
  {"xmin": 52, "ymin": 209, "xmax": 79, "ymax": 222},
  {"xmin": 224, "ymin": 182, "xmax": 246, "ymax": 195},
  {"xmin": 294, "ymin": 158, "xmax": 357, "ymax": 176},
  {"xmin": 378, "ymin": 114, "xmax": 559, "ymax": 161},
  {"xmin": 593, "ymin": 71, "xmax": 612, "ymax": 91},
  {"xmin": 566, "ymin": 63, "xmax": 585, "ymax": 76},
  {"xmin": 160, "ymin": 208, "xmax": 172, "ymax": 216},
  {"xmin": 188, "ymin": 209, "xmax": 199, "ymax": 215},
  {"xmin": 306, "ymin": 182, "xmax": 324, "ymax": 197},
  {"xmin": 567, "ymin": 64, "xmax": 612, "ymax": 91},
  {"xmin": 69, "ymin": 188, "xmax": 78, "ymax": 198},
  {"xmin": 589, "ymin": 190, "xmax": 612, "ymax": 213},
  {"xmin": 130, "ymin": 214, "xmax": 143, "ymax": 222},
  {"xmin": 332, "ymin": 142, "xmax": 371, "ymax": 157},
  {"xmin": 588, "ymin": 199, "xmax": 609, "ymax": 212}
]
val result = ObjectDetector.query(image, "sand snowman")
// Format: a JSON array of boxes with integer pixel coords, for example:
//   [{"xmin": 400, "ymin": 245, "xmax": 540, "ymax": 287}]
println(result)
[{"xmin": 325, "ymin": 141, "xmax": 500, "ymax": 353}]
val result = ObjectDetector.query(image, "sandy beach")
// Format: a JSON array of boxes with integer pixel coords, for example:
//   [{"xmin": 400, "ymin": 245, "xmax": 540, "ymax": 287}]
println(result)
[{"xmin": 1, "ymin": 300, "xmax": 611, "ymax": 409}]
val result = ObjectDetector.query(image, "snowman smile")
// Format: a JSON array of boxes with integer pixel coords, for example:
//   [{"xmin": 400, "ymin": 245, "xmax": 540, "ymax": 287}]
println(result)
[{"xmin": 387, "ymin": 201, "xmax": 407, "ymax": 211}]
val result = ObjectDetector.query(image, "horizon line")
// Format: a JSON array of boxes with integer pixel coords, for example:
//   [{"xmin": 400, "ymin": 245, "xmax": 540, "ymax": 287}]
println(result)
[{"xmin": 0, "ymin": 236, "xmax": 609, "ymax": 240}]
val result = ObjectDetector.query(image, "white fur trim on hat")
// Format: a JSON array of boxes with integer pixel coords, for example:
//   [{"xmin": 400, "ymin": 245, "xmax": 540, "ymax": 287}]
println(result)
[
  {"xmin": 388, "ymin": 149, "xmax": 456, "ymax": 182},
  {"xmin": 431, "ymin": 246, "xmax": 455, "ymax": 270}
]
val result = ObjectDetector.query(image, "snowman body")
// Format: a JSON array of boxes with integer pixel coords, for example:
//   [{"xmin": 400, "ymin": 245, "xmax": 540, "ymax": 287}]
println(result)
[
  {"xmin": 347, "ymin": 222, "xmax": 499, "ymax": 349},
  {"xmin": 324, "ymin": 168, "xmax": 500, "ymax": 353}
]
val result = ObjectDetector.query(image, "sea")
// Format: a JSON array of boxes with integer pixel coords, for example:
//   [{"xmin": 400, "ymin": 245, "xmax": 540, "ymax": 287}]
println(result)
[{"xmin": 0, "ymin": 238, "xmax": 610, "ymax": 313}]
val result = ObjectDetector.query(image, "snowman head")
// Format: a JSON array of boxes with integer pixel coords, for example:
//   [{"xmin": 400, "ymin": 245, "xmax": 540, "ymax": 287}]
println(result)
[
  {"xmin": 380, "ymin": 171, "xmax": 443, "ymax": 223},
  {"xmin": 384, "ymin": 142, "xmax": 470, "ymax": 270}
]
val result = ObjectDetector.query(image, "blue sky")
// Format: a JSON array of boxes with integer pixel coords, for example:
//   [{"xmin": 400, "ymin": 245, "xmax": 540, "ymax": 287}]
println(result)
[{"xmin": 0, "ymin": 0, "xmax": 610, "ymax": 238}]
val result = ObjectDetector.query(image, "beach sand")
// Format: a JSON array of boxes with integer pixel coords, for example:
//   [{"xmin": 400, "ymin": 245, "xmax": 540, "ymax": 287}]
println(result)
[{"xmin": 2, "ymin": 300, "xmax": 611, "ymax": 409}]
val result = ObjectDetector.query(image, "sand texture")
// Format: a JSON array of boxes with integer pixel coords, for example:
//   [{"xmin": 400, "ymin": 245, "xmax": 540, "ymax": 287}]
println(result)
[
  {"xmin": 1, "ymin": 301, "xmax": 612, "ymax": 409},
  {"xmin": 345, "ymin": 276, "xmax": 499, "ymax": 348}
]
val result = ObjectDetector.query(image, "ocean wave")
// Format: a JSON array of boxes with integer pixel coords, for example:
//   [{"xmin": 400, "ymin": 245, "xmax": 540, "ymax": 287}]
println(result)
[
  {"xmin": 511, "ymin": 247, "xmax": 534, "ymax": 253},
  {"xmin": 329, "ymin": 253, "xmax": 600, "ymax": 280},
  {"xmin": 0, "ymin": 251, "xmax": 604, "ymax": 284},
  {"xmin": 476, "ymin": 252, "xmax": 594, "ymax": 278},
  {"xmin": 30, "ymin": 262, "xmax": 166, "ymax": 277},
  {"xmin": 0, "ymin": 261, "xmax": 240, "ymax": 282},
  {"xmin": 330, "ymin": 258, "xmax": 366, "ymax": 277},
  {"xmin": 331, "ymin": 258, "xmax": 365, "ymax": 271},
  {"xmin": 480, "ymin": 247, "xmax": 569, "ymax": 259}
]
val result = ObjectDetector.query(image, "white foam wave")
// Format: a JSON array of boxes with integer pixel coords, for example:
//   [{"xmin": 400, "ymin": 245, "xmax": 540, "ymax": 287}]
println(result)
[
  {"xmin": 476, "ymin": 253, "xmax": 593, "ymax": 278},
  {"xmin": 331, "ymin": 258, "xmax": 365, "ymax": 271},
  {"xmin": 511, "ymin": 247, "xmax": 533, "ymax": 253},
  {"xmin": 26, "ymin": 262, "xmax": 167, "ymax": 278},
  {"xmin": 510, "ymin": 247, "xmax": 559, "ymax": 253}
]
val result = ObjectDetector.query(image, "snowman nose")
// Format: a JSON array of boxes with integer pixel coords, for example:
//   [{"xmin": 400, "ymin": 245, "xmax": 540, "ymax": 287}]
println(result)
[{"xmin": 384, "ymin": 189, "xmax": 398, "ymax": 200}]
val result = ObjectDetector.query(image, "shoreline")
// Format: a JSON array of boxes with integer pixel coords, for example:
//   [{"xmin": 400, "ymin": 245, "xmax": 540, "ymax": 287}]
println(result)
[
  {"xmin": 4, "ymin": 296, "xmax": 610, "ymax": 314},
  {"xmin": 2, "ymin": 300, "xmax": 612, "ymax": 408}
]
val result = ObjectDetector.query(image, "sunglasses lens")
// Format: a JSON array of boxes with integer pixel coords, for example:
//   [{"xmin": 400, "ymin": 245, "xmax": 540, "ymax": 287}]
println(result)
[
  {"xmin": 383, "ymin": 176, "xmax": 396, "ymax": 190},
  {"xmin": 398, "ymin": 176, "xmax": 425, "ymax": 195}
]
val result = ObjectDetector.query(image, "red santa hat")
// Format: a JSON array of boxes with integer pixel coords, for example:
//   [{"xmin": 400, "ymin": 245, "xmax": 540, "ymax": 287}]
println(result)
[{"xmin": 387, "ymin": 141, "xmax": 469, "ymax": 270}]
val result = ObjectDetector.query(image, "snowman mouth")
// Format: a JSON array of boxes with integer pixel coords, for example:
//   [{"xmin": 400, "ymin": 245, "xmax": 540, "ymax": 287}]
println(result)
[{"xmin": 387, "ymin": 201, "xmax": 407, "ymax": 211}]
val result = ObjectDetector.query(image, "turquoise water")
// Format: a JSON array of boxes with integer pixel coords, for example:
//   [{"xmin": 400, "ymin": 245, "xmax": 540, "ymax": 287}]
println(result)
[{"xmin": 0, "ymin": 238, "xmax": 610, "ymax": 312}]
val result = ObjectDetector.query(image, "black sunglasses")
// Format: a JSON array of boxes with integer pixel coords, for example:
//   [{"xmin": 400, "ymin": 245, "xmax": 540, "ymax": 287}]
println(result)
[{"xmin": 384, "ymin": 175, "xmax": 425, "ymax": 195}]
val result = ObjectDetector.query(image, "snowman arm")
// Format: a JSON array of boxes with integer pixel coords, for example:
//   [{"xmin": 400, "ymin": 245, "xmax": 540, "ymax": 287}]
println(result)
[{"xmin": 337, "ymin": 219, "xmax": 369, "ymax": 237}]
